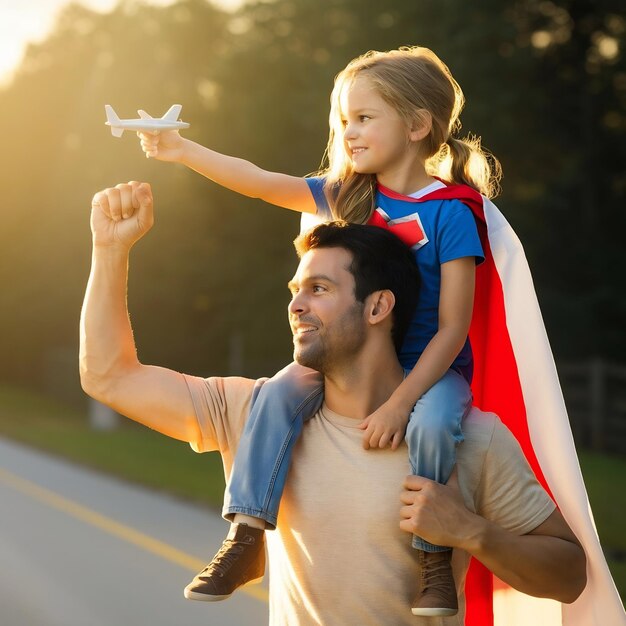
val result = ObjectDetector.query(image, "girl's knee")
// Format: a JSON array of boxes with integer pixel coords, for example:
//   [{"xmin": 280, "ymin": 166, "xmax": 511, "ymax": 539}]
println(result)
[{"xmin": 406, "ymin": 412, "xmax": 459, "ymax": 443}]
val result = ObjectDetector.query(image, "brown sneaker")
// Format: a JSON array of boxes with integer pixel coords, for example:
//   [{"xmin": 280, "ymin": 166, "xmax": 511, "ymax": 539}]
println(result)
[
  {"xmin": 412, "ymin": 549, "xmax": 458, "ymax": 617},
  {"xmin": 184, "ymin": 524, "xmax": 266, "ymax": 602}
]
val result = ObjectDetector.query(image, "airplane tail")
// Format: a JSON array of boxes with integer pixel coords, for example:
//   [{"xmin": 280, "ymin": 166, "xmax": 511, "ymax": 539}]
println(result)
[
  {"xmin": 161, "ymin": 104, "xmax": 182, "ymax": 121},
  {"xmin": 105, "ymin": 105, "xmax": 124, "ymax": 137}
]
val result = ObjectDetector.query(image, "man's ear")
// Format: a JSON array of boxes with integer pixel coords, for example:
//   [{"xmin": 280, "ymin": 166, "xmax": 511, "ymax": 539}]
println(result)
[
  {"xmin": 367, "ymin": 290, "xmax": 395, "ymax": 326},
  {"xmin": 409, "ymin": 109, "xmax": 432, "ymax": 142}
]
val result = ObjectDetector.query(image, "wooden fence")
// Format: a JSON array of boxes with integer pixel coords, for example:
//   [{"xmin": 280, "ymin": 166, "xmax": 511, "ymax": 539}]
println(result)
[{"xmin": 559, "ymin": 359, "xmax": 626, "ymax": 454}]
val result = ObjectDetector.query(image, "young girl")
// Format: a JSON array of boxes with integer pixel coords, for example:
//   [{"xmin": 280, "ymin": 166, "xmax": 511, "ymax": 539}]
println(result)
[{"xmin": 138, "ymin": 46, "xmax": 499, "ymax": 617}]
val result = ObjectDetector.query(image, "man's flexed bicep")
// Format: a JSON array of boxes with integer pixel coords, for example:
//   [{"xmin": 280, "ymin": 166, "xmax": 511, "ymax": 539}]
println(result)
[{"xmin": 79, "ymin": 182, "xmax": 201, "ymax": 443}]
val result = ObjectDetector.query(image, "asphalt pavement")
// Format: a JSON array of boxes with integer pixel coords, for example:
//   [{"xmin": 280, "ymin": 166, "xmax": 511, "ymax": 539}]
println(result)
[{"xmin": 0, "ymin": 437, "xmax": 269, "ymax": 626}]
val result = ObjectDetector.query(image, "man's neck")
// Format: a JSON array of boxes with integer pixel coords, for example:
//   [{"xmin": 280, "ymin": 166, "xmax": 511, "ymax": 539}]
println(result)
[{"xmin": 322, "ymin": 349, "xmax": 405, "ymax": 420}]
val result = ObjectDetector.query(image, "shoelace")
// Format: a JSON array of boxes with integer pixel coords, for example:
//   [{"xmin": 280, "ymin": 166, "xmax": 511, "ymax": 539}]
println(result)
[
  {"xmin": 420, "ymin": 557, "xmax": 451, "ymax": 588},
  {"xmin": 200, "ymin": 541, "xmax": 245, "ymax": 578}
]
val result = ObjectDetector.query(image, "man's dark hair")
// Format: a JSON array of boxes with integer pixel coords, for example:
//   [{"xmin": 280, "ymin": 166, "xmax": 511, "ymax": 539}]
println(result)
[{"xmin": 294, "ymin": 221, "xmax": 420, "ymax": 353}]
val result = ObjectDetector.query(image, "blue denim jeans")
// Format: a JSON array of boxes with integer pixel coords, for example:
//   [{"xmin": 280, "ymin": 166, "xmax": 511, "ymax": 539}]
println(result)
[
  {"xmin": 407, "ymin": 368, "xmax": 471, "ymax": 551},
  {"xmin": 223, "ymin": 363, "xmax": 324, "ymax": 529},
  {"xmin": 224, "ymin": 363, "xmax": 471, "ymax": 552}
]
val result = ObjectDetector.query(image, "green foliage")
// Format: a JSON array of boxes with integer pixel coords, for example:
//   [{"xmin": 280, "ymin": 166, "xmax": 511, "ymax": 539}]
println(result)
[
  {"xmin": 0, "ymin": 0, "xmax": 623, "ymax": 398},
  {"xmin": 0, "ymin": 384, "xmax": 226, "ymax": 504},
  {"xmin": 577, "ymin": 450, "xmax": 626, "ymax": 601}
]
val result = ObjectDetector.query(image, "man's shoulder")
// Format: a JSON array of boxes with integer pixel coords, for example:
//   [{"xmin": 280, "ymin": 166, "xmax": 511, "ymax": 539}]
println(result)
[
  {"xmin": 462, "ymin": 406, "xmax": 499, "ymax": 444},
  {"xmin": 185, "ymin": 373, "xmax": 261, "ymax": 405},
  {"xmin": 459, "ymin": 407, "xmax": 555, "ymax": 531},
  {"xmin": 462, "ymin": 406, "xmax": 525, "ymax": 461},
  {"xmin": 184, "ymin": 374, "xmax": 267, "ymax": 454},
  {"xmin": 456, "ymin": 407, "xmax": 510, "ymax": 508},
  {"xmin": 463, "ymin": 406, "xmax": 533, "ymax": 456}
]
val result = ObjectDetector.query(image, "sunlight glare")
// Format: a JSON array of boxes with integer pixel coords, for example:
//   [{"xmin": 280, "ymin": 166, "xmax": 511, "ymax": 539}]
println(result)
[{"xmin": 0, "ymin": 0, "xmax": 245, "ymax": 86}]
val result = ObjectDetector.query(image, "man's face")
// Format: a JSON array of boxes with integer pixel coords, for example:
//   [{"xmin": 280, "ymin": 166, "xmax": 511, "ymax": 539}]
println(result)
[{"xmin": 288, "ymin": 247, "xmax": 367, "ymax": 373}]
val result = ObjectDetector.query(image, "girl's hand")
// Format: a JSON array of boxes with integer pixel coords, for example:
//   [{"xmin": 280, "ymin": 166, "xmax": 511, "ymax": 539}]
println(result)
[
  {"xmin": 358, "ymin": 401, "xmax": 410, "ymax": 450},
  {"xmin": 137, "ymin": 116, "xmax": 185, "ymax": 162}
]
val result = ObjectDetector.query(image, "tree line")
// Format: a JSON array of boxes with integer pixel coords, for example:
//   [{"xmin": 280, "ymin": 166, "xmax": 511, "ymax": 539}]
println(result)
[{"xmin": 0, "ymin": 0, "xmax": 623, "ymax": 403}]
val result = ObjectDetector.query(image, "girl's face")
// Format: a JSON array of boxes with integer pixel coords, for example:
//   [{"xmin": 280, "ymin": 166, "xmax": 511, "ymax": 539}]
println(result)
[{"xmin": 339, "ymin": 76, "xmax": 417, "ymax": 181}]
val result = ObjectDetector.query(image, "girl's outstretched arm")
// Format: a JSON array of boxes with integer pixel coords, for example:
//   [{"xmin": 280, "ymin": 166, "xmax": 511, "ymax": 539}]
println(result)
[{"xmin": 138, "ymin": 130, "xmax": 317, "ymax": 214}]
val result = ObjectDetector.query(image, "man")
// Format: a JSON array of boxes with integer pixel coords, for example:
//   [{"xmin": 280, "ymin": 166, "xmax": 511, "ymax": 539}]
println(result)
[{"xmin": 80, "ymin": 181, "xmax": 586, "ymax": 626}]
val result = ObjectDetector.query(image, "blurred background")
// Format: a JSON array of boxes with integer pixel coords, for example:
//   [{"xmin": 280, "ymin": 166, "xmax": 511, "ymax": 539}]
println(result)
[
  {"xmin": 0, "ymin": 0, "xmax": 624, "ymax": 607},
  {"xmin": 1, "ymin": 0, "xmax": 625, "ymax": 412},
  {"xmin": 1, "ymin": 0, "xmax": 625, "ymax": 405}
]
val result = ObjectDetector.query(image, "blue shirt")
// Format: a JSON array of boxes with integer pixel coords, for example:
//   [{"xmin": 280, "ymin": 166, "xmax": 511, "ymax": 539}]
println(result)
[{"xmin": 305, "ymin": 177, "xmax": 484, "ymax": 379}]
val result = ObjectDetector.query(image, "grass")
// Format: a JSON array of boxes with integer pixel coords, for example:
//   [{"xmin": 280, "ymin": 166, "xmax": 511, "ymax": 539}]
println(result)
[
  {"xmin": 576, "ymin": 450, "xmax": 626, "ymax": 600},
  {"xmin": 0, "ymin": 384, "xmax": 624, "ymax": 602},
  {"xmin": 0, "ymin": 385, "xmax": 226, "ymax": 507}
]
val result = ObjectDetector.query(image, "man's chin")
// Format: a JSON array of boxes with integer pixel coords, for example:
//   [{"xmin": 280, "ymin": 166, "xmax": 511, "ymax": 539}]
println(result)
[{"xmin": 293, "ymin": 349, "xmax": 323, "ymax": 372}]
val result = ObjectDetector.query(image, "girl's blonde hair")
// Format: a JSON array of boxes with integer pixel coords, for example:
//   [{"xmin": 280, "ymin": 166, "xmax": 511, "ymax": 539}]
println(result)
[{"xmin": 318, "ymin": 46, "xmax": 502, "ymax": 223}]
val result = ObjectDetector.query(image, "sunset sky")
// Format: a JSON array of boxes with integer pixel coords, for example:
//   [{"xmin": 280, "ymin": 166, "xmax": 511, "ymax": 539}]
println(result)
[{"xmin": 0, "ymin": 0, "xmax": 242, "ymax": 85}]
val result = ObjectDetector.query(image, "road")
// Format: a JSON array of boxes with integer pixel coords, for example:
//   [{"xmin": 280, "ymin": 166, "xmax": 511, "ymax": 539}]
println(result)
[{"xmin": 0, "ymin": 437, "xmax": 269, "ymax": 626}]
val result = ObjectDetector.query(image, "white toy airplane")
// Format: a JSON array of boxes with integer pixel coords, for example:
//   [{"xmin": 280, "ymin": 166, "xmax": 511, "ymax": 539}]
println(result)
[{"xmin": 104, "ymin": 104, "xmax": 190, "ymax": 137}]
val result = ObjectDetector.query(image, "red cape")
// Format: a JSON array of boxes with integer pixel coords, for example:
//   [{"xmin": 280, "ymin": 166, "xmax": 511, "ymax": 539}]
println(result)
[{"xmin": 375, "ymin": 182, "xmax": 623, "ymax": 625}]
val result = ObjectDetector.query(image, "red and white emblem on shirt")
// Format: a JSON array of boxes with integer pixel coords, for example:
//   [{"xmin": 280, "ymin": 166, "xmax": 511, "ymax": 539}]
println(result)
[{"xmin": 368, "ymin": 208, "xmax": 429, "ymax": 250}]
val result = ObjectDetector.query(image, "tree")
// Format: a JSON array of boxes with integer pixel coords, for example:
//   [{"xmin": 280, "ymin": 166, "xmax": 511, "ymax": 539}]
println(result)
[{"xmin": 0, "ymin": 0, "xmax": 622, "ymax": 402}]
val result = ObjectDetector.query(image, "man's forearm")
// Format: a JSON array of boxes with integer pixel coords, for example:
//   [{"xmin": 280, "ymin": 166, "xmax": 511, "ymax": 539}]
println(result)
[
  {"xmin": 463, "ymin": 513, "xmax": 587, "ymax": 604},
  {"xmin": 400, "ymin": 477, "xmax": 586, "ymax": 604},
  {"xmin": 79, "ymin": 245, "xmax": 137, "ymax": 400},
  {"xmin": 81, "ymin": 183, "xmax": 199, "ymax": 442}
]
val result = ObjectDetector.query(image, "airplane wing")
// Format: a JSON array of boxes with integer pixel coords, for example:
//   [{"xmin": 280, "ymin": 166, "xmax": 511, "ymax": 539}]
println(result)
[{"xmin": 105, "ymin": 104, "xmax": 188, "ymax": 138}]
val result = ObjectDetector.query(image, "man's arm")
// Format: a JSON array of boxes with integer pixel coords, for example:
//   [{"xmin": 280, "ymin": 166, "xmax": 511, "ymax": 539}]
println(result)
[
  {"xmin": 79, "ymin": 181, "xmax": 201, "ymax": 443},
  {"xmin": 399, "ymin": 474, "xmax": 587, "ymax": 603}
]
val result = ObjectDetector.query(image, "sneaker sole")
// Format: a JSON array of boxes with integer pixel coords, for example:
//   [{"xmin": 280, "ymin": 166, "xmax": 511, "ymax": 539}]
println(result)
[
  {"xmin": 411, "ymin": 607, "xmax": 458, "ymax": 617},
  {"xmin": 183, "ymin": 576, "xmax": 264, "ymax": 602}
]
